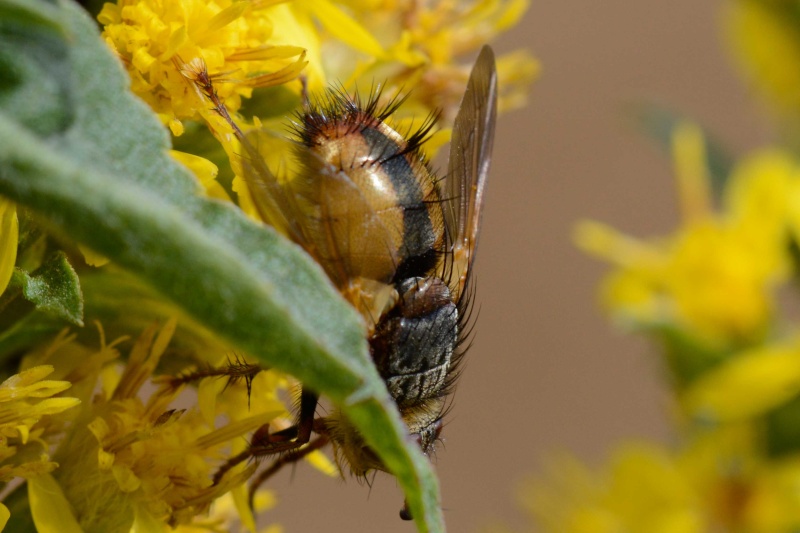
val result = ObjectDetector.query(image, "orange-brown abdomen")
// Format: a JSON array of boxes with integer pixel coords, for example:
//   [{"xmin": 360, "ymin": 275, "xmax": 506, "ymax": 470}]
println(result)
[{"xmin": 294, "ymin": 97, "xmax": 445, "ymax": 291}]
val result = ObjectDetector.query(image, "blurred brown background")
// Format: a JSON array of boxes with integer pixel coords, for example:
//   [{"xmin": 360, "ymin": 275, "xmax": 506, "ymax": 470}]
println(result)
[{"xmin": 268, "ymin": 1, "xmax": 770, "ymax": 531}]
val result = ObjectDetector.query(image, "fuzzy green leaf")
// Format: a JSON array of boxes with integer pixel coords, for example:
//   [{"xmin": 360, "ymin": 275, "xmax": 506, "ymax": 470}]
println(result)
[
  {"xmin": 11, "ymin": 252, "xmax": 83, "ymax": 326},
  {"xmin": 0, "ymin": 0, "xmax": 443, "ymax": 531}
]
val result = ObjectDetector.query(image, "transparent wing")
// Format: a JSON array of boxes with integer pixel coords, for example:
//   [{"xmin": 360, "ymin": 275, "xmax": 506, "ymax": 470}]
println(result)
[
  {"xmin": 239, "ymin": 130, "xmax": 402, "ymax": 294},
  {"xmin": 442, "ymin": 45, "xmax": 498, "ymax": 299},
  {"xmin": 238, "ymin": 130, "xmax": 308, "ymax": 246}
]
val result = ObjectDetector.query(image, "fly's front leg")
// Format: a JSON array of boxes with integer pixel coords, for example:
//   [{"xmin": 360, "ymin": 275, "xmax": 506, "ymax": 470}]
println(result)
[
  {"xmin": 213, "ymin": 388, "xmax": 320, "ymax": 484},
  {"xmin": 248, "ymin": 432, "xmax": 330, "ymax": 508}
]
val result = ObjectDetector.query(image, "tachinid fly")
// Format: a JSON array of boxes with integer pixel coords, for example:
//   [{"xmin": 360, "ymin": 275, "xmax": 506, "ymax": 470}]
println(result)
[{"xmin": 184, "ymin": 45, "xmax": 497, "ymax": 521}]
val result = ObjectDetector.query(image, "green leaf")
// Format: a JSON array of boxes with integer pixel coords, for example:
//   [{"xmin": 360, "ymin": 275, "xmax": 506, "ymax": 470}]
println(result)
[
  {"xmin": 0, "ymin": 1, "xmax": 443, "ymax": 531},
  {"xmin": 10, "ymin": 252, "xmax": 83, "ymax": 326}
]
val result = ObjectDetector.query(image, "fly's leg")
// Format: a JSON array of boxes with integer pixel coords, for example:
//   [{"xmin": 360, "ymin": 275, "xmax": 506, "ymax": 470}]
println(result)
[
  {"xmin": 400, "ymin": 500, "xmax": 413, "ymax": 521},
  {"xmin": 248, "ymin": 431, "xmax": 330, "ymax": 508},
  {"xmin": 163, "ymin": 356, "xmax": 262, "ymax": 395},
  {"xmin": 213, "ymin": 388, "xmax": 320, "ymax": 484}
]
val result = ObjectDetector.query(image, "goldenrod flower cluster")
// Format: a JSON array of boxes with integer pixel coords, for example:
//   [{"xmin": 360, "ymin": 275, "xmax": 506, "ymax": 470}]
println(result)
[
  {"xmin": 724, "ymin": 0, "xmax": 800, "ymax": 127},
  {"xmin": 6, "ymin": 321, "xmax": 299, "ymax": 532}
]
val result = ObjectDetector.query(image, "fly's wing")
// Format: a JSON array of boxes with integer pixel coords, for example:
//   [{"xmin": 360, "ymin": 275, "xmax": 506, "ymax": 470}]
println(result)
[
  {"xmin": 239, "ymin": 129, "xmax": 401, "ymax": 297},
  {"xmin": 441, "ymin": 45, "xmax": 498, "ymax": 300},
  {"xmin": 238, "ymin": 129, "xmax": 308, "ymax": 246}
]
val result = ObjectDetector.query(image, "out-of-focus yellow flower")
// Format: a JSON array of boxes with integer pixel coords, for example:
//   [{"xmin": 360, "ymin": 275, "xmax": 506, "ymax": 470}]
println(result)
[
  {"xmin": 681, "ymin": 340, "xmax": 800, "ymax": 423},
  {"xmin": 576, "ymin": 126, "xmax": 795, "ymax": 349},
  {"xmin": 517, "ymin": 426, "xmax": 800, "ymax": 533},
  {"xmin": 335, "ymin": 0, "xmax": 538, "ymax": 118},
  {"xmin": 724, "ymin": 0, "xmax": 800, "ymax": 122},
  {"xmin": 506, "ymin": 425, "xmax": 800, "ymax": 533},
  {"xmin": 523, "ymin": 443, "xmax": 706, "ymax": 533}
]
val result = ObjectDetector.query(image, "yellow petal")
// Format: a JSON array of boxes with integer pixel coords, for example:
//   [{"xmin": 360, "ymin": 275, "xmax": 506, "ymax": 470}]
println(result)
[
  {"xmin": 28, "ymin": 474, "xmax": 83, "ymax": 533},
  {"xmin": 724, "ymin": 0, "xmax": 800, "ymax": 115},
  {"xmin": 16, "ymin": 425, "xmax": 29, "ymax": 444},
  {"xmin": 97, "ymin": 448, "xmax": 115, "ymax": 470},
  {"xmin": 682, "ymin": 344, "xmax": 800, "ymax": 422},
  {"xmin": 150, "ymin": 317, "xmax": 177, "ymax": 362},
  {"xmin": 0, "ymin": 502, "xmax": 9, "ymax": 531},
  {"xmin": 131, "ymin": 502, "xmax": 169, "ymax": 533},
  {"xmin": 34, "ymin": 397, "xmax": 81, "ymax": 416},
  {"xmin": 78, "ymin": 245, "xmax": 109, "ymax": 267},
  {"xmin": 672, "ymin": 122, "xmax": 711, "ymax": 222},
  {"xmin": 231, "ymin": 485, "xmax": 258, "ymax": 533},
  {"xmin": 205, "ymin": 2, "xmax": 248, "ymax": 33},
  {"xmin": 226, "ymin": 44, "xmax": 306, "ymax": 62},
  {"xmin": 232, "ymin": 175, "xmax": 261, "ymax": 222},
  {"xmin": 169, "ymin": 150, "xmax": 221, "ymax": 196},
  {"xmin": 309, "ymin": 0, "xmax": 384, "ymax": 58},
  {"xmin": 494, "ymin": 0, "xmax": 529, "ymax": 32},
  {"xmin": 245, "ymin": 51, "xmax": 309, "ymax": 89},
  {"xmin": 112, "ymin": 464, "xmax": 141, "ymax": 493},
  {"xmin": 0, "ymin": 365, "xmax": 54, "ymax": 388},
  {"xmin": 96, "ymin": 3, "xmax": 120, "ymax": 26},
  {"xmin": 573, "ymin": 220, "xmax": 659, "ymax": 267},
  {"xmin": 305, "ymin": 449, "xmax": 338, "ymax": 477},
  {"xmin": 194, "ymin": 411, "xmax": 280, "ymax": 449},
  {"xmin": 0, "ymin": 199, "xmax": 18, "ymax": 295},
  {"xmin": 197, "ymin": 377, "xmax": 222, "ymax": 426}
]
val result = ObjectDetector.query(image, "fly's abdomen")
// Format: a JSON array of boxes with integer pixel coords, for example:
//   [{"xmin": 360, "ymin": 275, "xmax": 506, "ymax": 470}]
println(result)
[
  {"xmin": 299, "ymin": 104, "xmax": 445, "ymax": 287},
  {"xmin": 370, "ymin": 277, "xmax": 458, "ymax": 408}
]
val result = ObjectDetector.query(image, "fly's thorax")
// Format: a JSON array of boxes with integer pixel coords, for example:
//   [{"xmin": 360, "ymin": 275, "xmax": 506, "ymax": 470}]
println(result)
[
  {"xmin": 299, "ymin": 107, "xmax": 445, "ymax": 285},
  {"xmin": 370, "ymin": 276, "xmax": 458, "ymax": 410}
]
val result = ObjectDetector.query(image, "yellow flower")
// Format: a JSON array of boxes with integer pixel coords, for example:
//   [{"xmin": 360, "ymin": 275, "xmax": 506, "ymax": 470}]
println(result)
[
  {"xmin": 0, "ymin": 359, "xmax": 78, "ymax": 533},
  {"xmin": 576, "ymin": 126, "xmax": 795, "ymax": 349},
  {"xmin": 724, "ymin": 0, "xmax": 800, "ymax": 122},
  {"xmin": 331, "ymin": 0, "xmax": 538, "ymax": 118},
  {"xmin": 0, "ymin": 364, "xmax": 79, "ymax": 482},
  {"xmin": 506, "ymin": 426, "xmax": 800, "ymax": 533},
  {"xmin": 99, "ymin": 0, "xmax": 311, "ymax": 135},
  {"xmin": 681, "ymin": 340, "xmax": 800, "ymax": 423},
  {"xmin": 522, "ymin": 443, "xmax": 706, "ymax": 533},
  {"xmin": 13, "ymin": 321, "xmax": 293, "ymax": 532}
]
